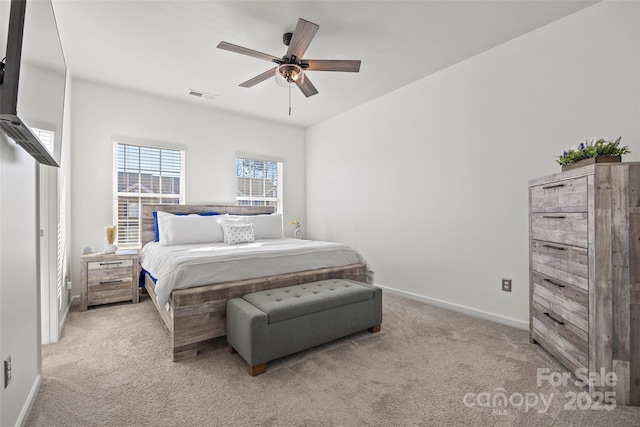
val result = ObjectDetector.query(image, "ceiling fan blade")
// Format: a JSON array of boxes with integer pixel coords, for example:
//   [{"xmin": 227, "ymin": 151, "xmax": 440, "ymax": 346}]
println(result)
[
  {"xmin": 285, "ymin": 18, "xmax": 319, "ymax": 60},
  {"xmin": 217, "ymin": 41, "xmax": 281, "ymax": 63},
  {"xmin": 302, "ymin": 59, "xmax": 361, "ymax": 72},
  {"xmin": 239, "ymin": 67, "xmax": 277, "ymax": 88},
  {"xmin": 296, "ymin": 75, "xmax": 319, "ymax": 97}
]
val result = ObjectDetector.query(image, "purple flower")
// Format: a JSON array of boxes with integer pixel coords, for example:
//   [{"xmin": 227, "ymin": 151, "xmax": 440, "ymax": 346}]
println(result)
[
  {"xmin": 563, "ymin": 151, "xmax": 568, "ymax": 157},
  {"xmin": 579, "ymin": 142, "xmax": 585, "ymax": 150}
]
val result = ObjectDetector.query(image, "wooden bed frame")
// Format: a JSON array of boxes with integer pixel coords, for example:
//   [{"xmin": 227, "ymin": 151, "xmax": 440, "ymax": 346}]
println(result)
[{"xmin": 140, "ymin": 204, "xmax": 368, "ymax": 361}]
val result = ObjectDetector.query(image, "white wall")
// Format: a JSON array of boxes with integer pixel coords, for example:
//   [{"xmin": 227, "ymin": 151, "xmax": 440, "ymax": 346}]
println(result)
[
  {"xmin": 306, "ymin": 0, "xmax": 640, "ymax": 328},
  {"xmin": 0, "ymin": 140, "xmax": 41, "ymax": 427},
  {"xmin": 0, "ymin": 2, "xmax": 41, "ymax": 425},
  {"xmin": 70, "ymin": 81, "xmax": 306, "ymax": 296},
  {"xmin": 1, "ymin": 0, "xmax": 73, "ymax": 422},
  {"xmin": 58, "ymin": 71, "xmax": 73, "ymax": 337}
]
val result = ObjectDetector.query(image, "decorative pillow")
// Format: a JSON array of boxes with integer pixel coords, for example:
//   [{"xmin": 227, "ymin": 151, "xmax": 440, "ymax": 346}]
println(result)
[
  {"xmin": 153, "ymin": 211, "xmax": 220, "ymax": 242},
  {"xmin": 242, "ymin": 213, "xmax": 283, "ymax": 239},
  {"xmin": 225, "ymin": 223, "xmax": 255, "ymax": 245},
  {"xmin": 220, "ymin": 216, "xmax": 248, "ymax": 244},
  {"xmin": 157, "ymin": 211, "xmax": 225, "ymax": 245}
]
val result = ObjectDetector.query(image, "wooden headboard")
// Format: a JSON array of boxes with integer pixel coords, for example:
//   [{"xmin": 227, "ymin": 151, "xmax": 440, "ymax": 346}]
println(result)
[{"xmin": 141, "ymin": 204, "xmax": 275, "ymax": 247}]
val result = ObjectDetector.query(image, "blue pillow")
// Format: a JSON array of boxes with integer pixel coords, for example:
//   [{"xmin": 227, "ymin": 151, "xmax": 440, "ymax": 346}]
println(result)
[{"xmin": 153, "ymin": 211, "xmax": 220, "ymax": 242}]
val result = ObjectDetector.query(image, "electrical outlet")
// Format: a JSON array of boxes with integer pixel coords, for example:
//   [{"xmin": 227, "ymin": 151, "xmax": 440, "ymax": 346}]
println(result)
[
  {"xmin": 502, "ymin": 278, "xmax": 512, "ymax": 292},
  {"xmin": 4, "ymin": 355, "xmax": 11, "ymax": 388}
]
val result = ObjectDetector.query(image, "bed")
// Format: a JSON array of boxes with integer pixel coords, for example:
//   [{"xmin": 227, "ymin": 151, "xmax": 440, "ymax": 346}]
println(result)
[{"xmin": 139, "ymin": 204, "xmax": 369, "ymax": 361}]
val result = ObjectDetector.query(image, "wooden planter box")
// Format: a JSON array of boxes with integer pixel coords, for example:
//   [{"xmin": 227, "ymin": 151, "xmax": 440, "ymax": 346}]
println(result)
[{"xmin": 561, "ymin": 155, "xmax": 621, "ymax": 172}]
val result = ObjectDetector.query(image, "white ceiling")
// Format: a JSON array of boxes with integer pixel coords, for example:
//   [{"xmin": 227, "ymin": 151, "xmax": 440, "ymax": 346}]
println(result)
[{"xmin": 51, "ymin": 0, "xmax": 598, "ymax": 128}]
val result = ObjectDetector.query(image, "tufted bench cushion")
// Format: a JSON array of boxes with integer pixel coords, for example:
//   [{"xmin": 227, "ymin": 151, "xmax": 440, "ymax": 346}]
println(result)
[
  {"xmin": 242, "ymin": 280, "xmax": 375, "ymax": 324},
  {"xmin": 227, "ymin": 279, "xmax": 382, "ymax": 376}
]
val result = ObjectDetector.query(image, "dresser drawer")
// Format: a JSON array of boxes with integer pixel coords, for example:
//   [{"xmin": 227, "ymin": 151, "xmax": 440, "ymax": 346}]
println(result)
[
  {"xmin": 530, "ymin": 240, "xmax": 588, "ymax": 291},
  {"xmin": 531, "ymin": 271, "xmax": 587, "ymax": 332},
  {"xmin": 531, "ymin": 301, "xmax": 588, "ymax": 373},
  {"xmin": 530, "ymin": 177, "xmax": 588, "ymax": 213},
  {"xmin": 530, "ymin": 212, "xmax": 587, "ymax": 248}
]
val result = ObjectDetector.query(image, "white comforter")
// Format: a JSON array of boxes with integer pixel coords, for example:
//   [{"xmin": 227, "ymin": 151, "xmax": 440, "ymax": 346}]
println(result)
[{"xmin": 139, "ymin": 238, "xmax": 369, "ymax": 307}]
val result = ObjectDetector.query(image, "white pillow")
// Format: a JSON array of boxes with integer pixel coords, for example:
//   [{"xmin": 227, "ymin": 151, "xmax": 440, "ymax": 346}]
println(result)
[
  {"xmin": 244, "ymin": 213, "xmax": 283, "ymax": 239},
  {"xmin": 220, "ymin": 215, "xmax": 248, "ymax": 243},
  {"xmin": 157, "ymin": 211, "xmax": 225, "ymax": 245},
  {"xmin": 225, "ymin": 223, "xmax": 255, "ymax": 245}
]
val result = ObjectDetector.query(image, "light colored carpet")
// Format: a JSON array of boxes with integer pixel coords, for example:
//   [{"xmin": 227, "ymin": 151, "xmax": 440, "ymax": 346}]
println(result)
[{"xmin": 26, "ymin": 292, "xmax": 640, "ymax": 426}]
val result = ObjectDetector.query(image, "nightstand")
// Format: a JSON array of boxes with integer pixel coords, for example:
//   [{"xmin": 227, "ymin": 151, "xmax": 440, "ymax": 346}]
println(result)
[{"xmin": 80, "ymin": 252, "xmax": 140, "ymax": 311}]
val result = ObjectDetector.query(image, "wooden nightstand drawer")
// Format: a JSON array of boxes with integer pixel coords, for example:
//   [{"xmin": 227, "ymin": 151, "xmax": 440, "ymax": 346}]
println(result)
[
  {"xmin": 88, "ymin": 275, "xmax": 133, "ymax": 288},
  {"xmin": 87, "ymin": 278, "xmax": 133, "ymax": 306},
  {"xmin": 530, "ymin": 176, "xmax": 588, "ymax": 213},
  {"xmin": 80, "ymin": 253, "xmax": 139, "ymax": 311},
  {"xmin": 88, "ymin": 259, "xmax": 133, "ymax": 281}
]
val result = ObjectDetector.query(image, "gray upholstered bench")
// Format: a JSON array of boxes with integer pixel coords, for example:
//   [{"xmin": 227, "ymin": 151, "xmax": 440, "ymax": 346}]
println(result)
[{"xmin": 227, "ymin": 279, "xmax": 382, "ymax": 376}]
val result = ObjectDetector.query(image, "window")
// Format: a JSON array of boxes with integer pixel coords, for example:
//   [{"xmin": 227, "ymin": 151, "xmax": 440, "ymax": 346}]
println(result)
[
  {"xmin": 33, "ymin": 127, "xmax": 66, "ymax": 332},
  {"xmin": 236, "ymin": 156, "xmax": 283, "ymax": 213},
  {"xmin": 32, "ymin": 127, "xmax": 54, "ymax": 154},
  {"xmin": 114, "ymin": 142, "xmax": 185, "ymax": 247}
]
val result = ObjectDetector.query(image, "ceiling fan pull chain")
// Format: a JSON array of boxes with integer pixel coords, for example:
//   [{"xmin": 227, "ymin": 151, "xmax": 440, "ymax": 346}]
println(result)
[{"xmin": 288, "ymin": 83, "xmax": 292, "ymax": 116}]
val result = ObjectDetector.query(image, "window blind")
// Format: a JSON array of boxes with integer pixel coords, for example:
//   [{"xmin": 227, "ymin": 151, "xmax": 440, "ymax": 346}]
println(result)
[
  {"xmin": 31, "ymin": 127, "xmax": 54, "ymax": 154},
  {"xmin": 236, "ymin": 156, "xmax": 283, "ymax": 213},
  {"xmin": 113, "ymin": 142, "xmax": 185, "ymax": 246},
  {"xmin": 32, "ymin": 127, "xmax": 65, "ymax": 314}
]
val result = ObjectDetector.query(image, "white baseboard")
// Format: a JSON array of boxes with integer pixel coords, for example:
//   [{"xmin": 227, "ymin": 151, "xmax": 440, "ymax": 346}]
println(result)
[
  {"xmin": 58, "ymin": 296, "xmax": 75, "ymax": 338},
  {"xmin": 377, "ymin": 284, "xmax": 528, "ymax": 330},
  {"xmin": 16, "ymin": 374, "xmax": 41, "ymax": 427}
]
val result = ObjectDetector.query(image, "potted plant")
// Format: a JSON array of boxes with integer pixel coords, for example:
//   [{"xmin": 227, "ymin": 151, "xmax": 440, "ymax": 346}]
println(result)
[
  {"xmin": 104, "ymin": 225, "xmax": 118, "ymax": 254},
  {"xmin": 290, "ymin": 217, "xmax": 302, "ymax": 239},
  {"xmin": 557, "ymin": 136, "xmax": 630, "ymax": 171}
]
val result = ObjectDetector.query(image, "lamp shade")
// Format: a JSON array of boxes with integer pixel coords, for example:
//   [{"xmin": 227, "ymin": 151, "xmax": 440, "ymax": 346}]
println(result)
[{"xmin": 275, "ymin": 63, "xmax": 304, "ymax": 87}]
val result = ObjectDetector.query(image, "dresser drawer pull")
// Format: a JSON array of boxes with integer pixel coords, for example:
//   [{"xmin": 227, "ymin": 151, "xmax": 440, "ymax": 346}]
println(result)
[
  {"xmin": 543, "ymin": 278, "xmax": 565, "ymax": 288},
  {"xmin": 99, "ymin": 279, "xmax": 124, "ymax": 285},
  {"xmin": 544, "ymin": 312, "xmax": 565, "ymax": 325},
  {"xmin": 100, "ymin": 261, "xmax": 123, "ymax": 266},
  {"xmin": 542, "ymin": 215, "xmax": 566, "ymax": 219},
  {"xmin": 542, "ymin": 184, "xmax": 566, "ymax": 190},
  {"xmin": 542, "ymin": 244, "xmax": 566, "ymax": 251}
]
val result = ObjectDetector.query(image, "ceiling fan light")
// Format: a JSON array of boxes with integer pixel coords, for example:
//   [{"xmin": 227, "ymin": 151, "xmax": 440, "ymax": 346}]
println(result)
[{"xmin": 275, "ymin": 63, "xmax": 304, "ymax": 87}]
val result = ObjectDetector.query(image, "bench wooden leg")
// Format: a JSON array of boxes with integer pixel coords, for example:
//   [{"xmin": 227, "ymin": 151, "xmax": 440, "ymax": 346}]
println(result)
[
  {"xmin": 249, "ymin": 363, "xmax": 267, "ymax": 377},
  {"xmin": 229, "ymin": 345, "xmax": 265, "ymax": 376},
  {"xmin": 368, "ymin": 324, "xmax": 381, "ymax": 333}
]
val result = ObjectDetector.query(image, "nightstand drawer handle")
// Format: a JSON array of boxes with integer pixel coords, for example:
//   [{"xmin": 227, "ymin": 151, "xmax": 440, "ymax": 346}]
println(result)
[
  {"xmin": 100, "ymin": 261, "xmax": 123, "ymax": 266},
  {"xmin": 543, "ymin": 278, "xmax": 564, "ymax": 288},
  {"xmin": 544, "ymin": 312, "xmax": 565, "ymax": 325},
  {"xmin": 99, "ymin": 279, "xmax": 124, "ymax": 285},
  {"xmin": 542, "ymin": 244, "xmax": 565, "ymax": 251},
  {"xmin": 542, "ymin": 215, "xmax": 566, "ymax": 219},
  {"xmin": 542, "ymin": 184, "xmax": 566, "ymax": 190}
]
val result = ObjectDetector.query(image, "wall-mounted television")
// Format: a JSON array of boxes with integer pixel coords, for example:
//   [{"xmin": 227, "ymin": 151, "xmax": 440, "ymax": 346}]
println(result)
[{"xmin": 0, "ymin": 0, "xmax": 66, "ymax": 167}]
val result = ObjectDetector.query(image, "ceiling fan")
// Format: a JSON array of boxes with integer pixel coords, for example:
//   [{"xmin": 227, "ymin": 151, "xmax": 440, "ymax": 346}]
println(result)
[{"xmin": 217, "ymin": 18, "xmax": 361, "ymax": 98}]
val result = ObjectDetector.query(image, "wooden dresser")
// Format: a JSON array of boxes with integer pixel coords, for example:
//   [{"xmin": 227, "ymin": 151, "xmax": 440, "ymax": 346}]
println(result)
[
  {"xmin": 529, "ymin": 162, "xmax": 640, "ymax": 406},
  {"xmin": 80, "ymin": 252, "xmax": 139, "ymax": 311}
]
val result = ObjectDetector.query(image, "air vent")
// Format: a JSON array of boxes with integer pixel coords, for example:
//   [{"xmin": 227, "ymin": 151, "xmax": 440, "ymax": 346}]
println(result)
[{"xmin": 188, "ymin": 89, "xmax": 220, "ymax": 101}]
